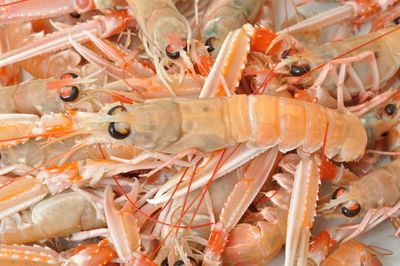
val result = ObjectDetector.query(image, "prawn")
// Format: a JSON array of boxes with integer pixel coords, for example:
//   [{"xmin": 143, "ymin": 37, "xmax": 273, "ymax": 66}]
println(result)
[
  {"xmin": 277, "ymin": 26, "xmax": 400, "ymax": 108},
  {"xmin": 91, "ymin": 94, "xmax": 367, "ymax": 162},
  {"xmin": 0, "ymin": 12, "xmax": 130, "ymax": 69},
  {"xmin": 321, "ymin": 240, "xmax": 383, "ymax": 266},
  {"xmin": 0, "ymin": 0, "xmax": 117, "ymax": 24},
  {"xmin": 200, "ymin": 0, "xmax": 268, "ymax": 56},
  {"xmin": 284, "ymin": 0, "xmax": 400, "ymax": 34},
  {"xmin": 321, "ymin": 157, "xmax": 400, "ymax": 218},
  {"xmin": 221, "ymin": 154, "xmax": 295, "ymax": 264},
  {"xmin": 1, "ymin": 21, "xmax": 81, "ymax": 79},
  {"xmin": 126, "ymin": 0, "xmax": 195, "ymax": 95},
  {"xmin": 0, "ymin": 191, "xmax": 105, "ymax": 244}
]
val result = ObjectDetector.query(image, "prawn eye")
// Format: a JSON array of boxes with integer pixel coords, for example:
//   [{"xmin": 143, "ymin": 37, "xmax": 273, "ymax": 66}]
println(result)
[
  {"xmin": 332, "ymin": 187, "xmax": 346, "ymax": 199},
  {"xmin": 290, "ymin": 64, "xmax": 310, "ymax": 76},
  {"xmin": 60, "ymin": 72, "xmax": 79, "ymax": 79},
  {"xmin": 205, "ymin": 37, "xmax": 216, "ymax": 53},
  {"xmin": 341, "ymin": 200, "xmax": 361, "ymax": 217},
  {"xmin": 107, "ymin": 105, "xmax": 127, "ymax": 115},
  {"xmin": 161, "ymin": 259, "xmax": 169, "ymax": 266},
  {"xmin": 394, "ymin": 17, "xmax": 400, "ymax": 24},
  {"xmin": 107, "ymin": 105, "xmax": 130, "ymax": 140},
  {"xmin": 384, "ymin": 103, "xmax": 396, "ymax": 115},
  {"xmin": 59, "ymin": 86, "xmax": 79, "ymax": 102},
  {"xmin": 166, "ymin": 45, "xmax": 180, "ymax": 59},
  {"xmin": 281, "ymin": 48, "xmax": 299, "ymax": 59},
  {"xmin": 69, "ymin": 12, "xmax": 81, "ymax": 19}
]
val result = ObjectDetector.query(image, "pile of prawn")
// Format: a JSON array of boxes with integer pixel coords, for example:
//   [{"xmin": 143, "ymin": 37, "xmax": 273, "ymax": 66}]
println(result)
[{"xmin": 1, "ymin": 0, "xmax": 400, "ymax": 265}]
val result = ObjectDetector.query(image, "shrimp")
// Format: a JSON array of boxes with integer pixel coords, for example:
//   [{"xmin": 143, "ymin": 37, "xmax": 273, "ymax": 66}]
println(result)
[
  {"xmin": 0, "ymin": 94, "xmax": 366, "ymax": 170},
  {"xmin": 0, "ymin": 138, "xmax": 141, "ymax": 169},
  {"xmin": 358, "ymin": 91, "xmax": 400, "ymax": 148},
  {"xmin": 89, "ymin": 95, "xmax": 367, "ymax": 162},
  {"xmin": 126, "ymin": 0, "xmax": 195, "ymax": 95},
  {"xmin": 198, "ymin": 148, "xmax": 278, "ymax": 265},
  {"xmin": 1, "ymin": 21, "xmax": 81, "ymax": 79},
  {"xmin": 0, "ymin": 0, "xmax": 117, "ymax": 24},
  {"xmin": 284, "ymin": 0, "xmax": 400, "ymax": 34},
  {"xmin": 0, "ymin": 12, "xmax": 130, "ymax": 68},
  {"xmin": 200, "ymin": 0, "xmax": 267, "ymax": 56},
  {"xmin": 0, "ymin": 239, "xmax": 117, "ymax": 265},
  {"xmin": 153, "ymin": 173, "xmax": 228, "ymax": 264},
  {"xmin": 0, "ymin": 69, "xmax": 141, "ymax": 115},
  {"xmin": 321, "ymin": 240, "xmax": 383, "ymax": 266},
  {"xmin": 277, "ymin": 26, "xmax": 400, "ymax": 108},
  {"xmin": 222, "ymin": 154, "xmax": 295, "ymax": 264},
  {"xmin": 127, "ymin": 0, "xmax": 189, "ymax": 61},
  {"xmin": 0, "ymin": 191, "xmax": 105, "ymax": 244},
  {"xmin": 104, "ymin": 185, "xmax": 156, "ymax": 265},
  {"xmin": 321, "ymin": 157, "xmax": 400, "ymax": 218}
]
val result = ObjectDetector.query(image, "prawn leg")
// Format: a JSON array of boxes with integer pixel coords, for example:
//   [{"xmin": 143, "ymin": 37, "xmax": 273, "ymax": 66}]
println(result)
[
  {"xmin": 285, "ymin": 158, "xmax": 320, "ymax": 266},
  {"xmin": 104, "ymin": 186, "xmax": 156, "ymax": 265},
  {"xmin": 0, "ymin": 0, "xmax": 99, "ymax": 24},
  {"xmin": 202, "ymin": 147, "xmax": 278, "ymax": 265},
  {"xmin": 0, "ymin": 13, "xmax": 129, "ymax": 68},
  {"xmin": 309, "ymin": 51, "xmax": 379, "ymax": 108}
]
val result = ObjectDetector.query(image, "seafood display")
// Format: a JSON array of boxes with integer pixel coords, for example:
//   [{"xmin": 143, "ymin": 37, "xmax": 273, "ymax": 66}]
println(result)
[{"xmin": 1, "ymin": 0, "xmax": 400, "ymax": 265}]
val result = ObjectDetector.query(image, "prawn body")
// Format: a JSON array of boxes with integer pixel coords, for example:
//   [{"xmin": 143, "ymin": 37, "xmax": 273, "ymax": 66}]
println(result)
[
  {"xmin": 284, "ymin": 27, "xmax": 400, "ymax": 103},
  {"xmin": 114, "ymin": 95, "xmax": 366, "ymax": 161},
  {"xmin": 127, "ymin": 0, "xmax": 189, "ymax": 57},
  {"xmin": 201, "ymin": 0, "xmax": 265, "ymax": 55}
]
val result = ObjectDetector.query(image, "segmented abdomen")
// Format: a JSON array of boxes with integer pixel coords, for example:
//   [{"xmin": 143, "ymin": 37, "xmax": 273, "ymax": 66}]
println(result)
[{"xmin": 136, "ymin": 95, "xmax": 366, "ymax": 161}]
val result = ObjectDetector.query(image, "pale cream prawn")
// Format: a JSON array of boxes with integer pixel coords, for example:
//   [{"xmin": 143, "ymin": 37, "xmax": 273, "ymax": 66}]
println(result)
[
  {"xmin": 200, "ymin": 0, "xmax": 269, "ymax": 56},
  {"xmin": 0, "ymin": 21, "xmax": 81, "ymax": 79},
  {"xmin": 90, "ymin": 94, "xmax": 367, "ymax": 162},
  {"xmin": 284, "ymin": 0, "xmax": 400, "ymax": 34},
  {"xmin": 0, "ymin": 12, "xmax": 130, "ymax": 69},
  {"xmin": 154, "ymin": 170, "xmax": 239, "ymax": 265},
  {"xmin": 0, "ymin": 68, "xmax": 142, "ymax": 115},
  {"xmin": 151, "ymin": 149, "xmax": 277, "ymax": 265},
  {"xmin": 221, "ymin": 153, "xmax": 295, "ymax": 264},
  {"xmin": 0, "ymin": 238, "xmax": 118, "ymax": 265},
  {"xmin": 126, "ymin": 0, "xmax": 195, "ymax": 95},
  {"xmin": 321, "ymin": 157, "xmax": 400, "ymax": 219},
  {"xmin": 0, "ymin": 191, "xmax": 105, "ymax": 244},
  {"xmin": 0, "ymin": 0, "xmax": 118, "ymax": 24},
  {"xmin": 276, "ymin": 26, "xmax": 400, "ymax": 108},
  {"xmin": 0, "ymin": 94, "xmax": 366, "ymax": 174},
  {"xmin": 214, "ymin": 152, "xmax": 320, "ymax": 265},
  {"xmin": 321, "ymin": 240, "xmax": 384, "ymax": 266}
]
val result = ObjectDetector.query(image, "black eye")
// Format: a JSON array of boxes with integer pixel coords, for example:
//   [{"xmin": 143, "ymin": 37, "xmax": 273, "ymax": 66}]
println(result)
[
  {"xmin": 166, "ymin": 45, "xmax": 180, "ymax": 59},
  {"xmin": 341, "ymin": 201, "xmax": 361, "ymax": 217},
  {"xmin": 107, "ymin": 105, "xmax": 130, "ymax": 139},
  {"xmin": 281, "ymin": 48, "xmax": 299, "ymax": 59},
  {"xmin": 384, "ymin": 104, "xmax": 396, "ymax": 115},
  {"xmin": 161, "ymin": 258, "xmax": 169, "ymax": 266},
  {"xmin": 69, "ymin": 12, "xmax": 81, "ymax": 19},
  {"xmin": 205, "ymin": 37, "xmax": 216, "ymax": 53},
  {"xmin": 60, "ymin": 72, "xmax": 79, "ymax": 79},
  {"xmin": 332, "ymin": 187, "xmax": 345, "ymax": 199},
  {"xmin": 394, "ymin": 17, "xmax": 400, "ymax": 24},
  {"xmin": 59, "ymin": 86, "xmax": 79, "ymax": 102},
  {"xmin": 107, "ymin": 105, "xmax": 127, "ymax": 115},
  {"xmin": 108, "ymin": 122, "xmax": 130, "ymax": 139},
  {"xmin": 290, "ymin": 64, "xmax": 310, "ymax": 76}
]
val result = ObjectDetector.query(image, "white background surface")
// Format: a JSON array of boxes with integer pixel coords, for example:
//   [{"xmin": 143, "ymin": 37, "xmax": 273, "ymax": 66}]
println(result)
[{"xmin": 268, "ymin": 1, "xmax": 400, "ymax": 265}]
